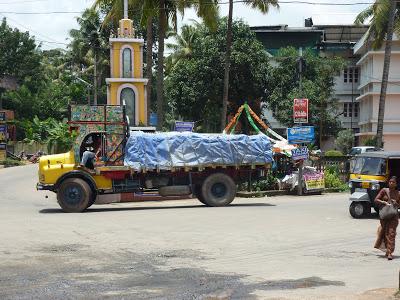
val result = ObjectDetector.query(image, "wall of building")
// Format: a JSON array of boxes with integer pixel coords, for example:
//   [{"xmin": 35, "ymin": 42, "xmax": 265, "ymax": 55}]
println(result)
[{"xmin": 356, "ymin": 39, "xmax": 400, "ymax": 150}]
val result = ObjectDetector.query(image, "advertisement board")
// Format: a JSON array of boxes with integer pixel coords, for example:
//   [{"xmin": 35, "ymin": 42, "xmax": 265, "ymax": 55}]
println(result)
[
  {"xmin": 0, "ymin": 124, "xmax": 7, "ymax": 142},
  {"xmin": 293, "ymin": 98, "xmax": 308, "ymax": 123},
  {"xmin": 304, "ymin": 172, "xmax": 325, "ymax": 190},
  {"xmin": 291, "ymin": 146, "xmax": 309, "ymax": 161},
  {"xmin": 0, "ymin": 111, "xmax": 5, "ymax": 122},
  {"xmin": 175, "ymin": 121, "xmax": 194, "ymax": 132},
  {"xmin": 0, "ymin": 143, "xmax": 6, "ymax": 160},
  {"xmin": 287, "ymin": 126, "xmax": 315, "ymax": 144}
]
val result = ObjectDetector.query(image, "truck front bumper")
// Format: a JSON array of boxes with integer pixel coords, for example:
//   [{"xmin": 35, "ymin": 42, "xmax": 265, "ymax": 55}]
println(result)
[{"xmin": 36, "ymin": 183, "xmax": 55, "ymax": 192}]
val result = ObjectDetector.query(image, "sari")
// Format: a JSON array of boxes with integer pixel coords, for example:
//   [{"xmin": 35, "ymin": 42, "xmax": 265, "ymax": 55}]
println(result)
[{"xmin": 374, "ymin": 188, "xmax": 400, "ymax": 255}]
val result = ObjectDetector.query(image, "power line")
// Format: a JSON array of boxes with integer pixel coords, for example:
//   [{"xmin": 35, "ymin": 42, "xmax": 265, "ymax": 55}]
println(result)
[
  {"xmin": 0, "ymin": 12, "xmax": 67, "ymax": 45},
  {"xmin": 0, "ymin": 0, "xmax": 377, "ymax": 15},
  {"xmin": 0, "ymin": 0, "xmax": 49, "ymax": 4}
]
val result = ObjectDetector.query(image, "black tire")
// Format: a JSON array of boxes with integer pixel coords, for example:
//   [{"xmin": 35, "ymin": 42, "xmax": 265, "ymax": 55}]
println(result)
[
  {"xmin": 349, "ymin": 201, "xmax": 370, "ymax": 219},
  {"xmin": 57, "ymin": 178, "xmax": 93, "ymax": 213},
  {"xmin": 194, "ymin": 185, "xmax": 209, "ymax": 206},
  {"xmin": 201, "ymin": 173, "xmax": 236, "ymax": 207}
]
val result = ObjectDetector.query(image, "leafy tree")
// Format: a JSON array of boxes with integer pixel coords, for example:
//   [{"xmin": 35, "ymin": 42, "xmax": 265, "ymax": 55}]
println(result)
[
  {"xmin": 355, "ymin": 1, "xmax": 400, "ymax": 148},
  {"xmin": 0, "ymin": 18, "xmax": 42, "ymax": 85},
  {"xmin": 335, "ymin": 129, "xmax": 354, "ymax": 154},
  {"xmin": 155, "ymin": 0, "xmax": 218, "ymax": 130},
  {"xmin": 266, "ymin": 47, "xmax": 345, "ymax": 147},
  {"xmin": 4, "ymin": 53, "xmax": 88, "ymax": 121},
  {"xmin": 0, "ymin": 18, "xmax": 42, "ymax": 108},
  {"xmin": 165, "ymin": 19, "xmax": 270, "ymax": 132},
  {"xmin": 221, "ymin": 0, "xmax": 278, "ymax": 131}
]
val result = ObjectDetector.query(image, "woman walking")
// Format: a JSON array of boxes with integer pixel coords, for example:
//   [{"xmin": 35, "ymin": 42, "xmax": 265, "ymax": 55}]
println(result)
[{"xmin": 374, "ymin": 176, "xmax": 400, "ymax": 260}]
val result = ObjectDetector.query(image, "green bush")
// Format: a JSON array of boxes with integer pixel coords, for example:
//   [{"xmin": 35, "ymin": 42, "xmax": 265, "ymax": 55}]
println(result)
[
  {"xmin": 238, "ymin": 174, "xmax": 278, "ymax": 191},
  {"xmin": 325, "ymin": 150, "xmax": 344, "ymax": 157},
  {"xmin": 364, "ymin": 136, "xmax": 378, "ymax": 147},
  {"xmin": 0, "ymin": 159, "xmax": 24, "ymax": 167},
  {"xmin": 324, "ymin": 167, "xmax": 348, "ymax": 191}
]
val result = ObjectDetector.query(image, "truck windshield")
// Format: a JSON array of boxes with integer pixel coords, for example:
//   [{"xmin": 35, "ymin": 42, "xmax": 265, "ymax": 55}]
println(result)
[{"xmin": 351, "ymin": 157, "xmax": 386, "ymax": 176}]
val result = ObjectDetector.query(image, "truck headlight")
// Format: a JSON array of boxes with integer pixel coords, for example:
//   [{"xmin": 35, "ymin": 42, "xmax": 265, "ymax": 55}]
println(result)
[
  {"xmin": 371, "ymin": 183, "xmax": 380, "ymax": 190},
  {"xmin": 348, "ymin": 181, "xmax": 353, "ymax": 188}
]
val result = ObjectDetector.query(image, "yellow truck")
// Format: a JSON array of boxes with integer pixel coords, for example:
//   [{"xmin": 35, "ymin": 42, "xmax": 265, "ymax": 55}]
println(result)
[{"xmin": 37, "ymin": 105, "xmax": 273, "ymax": 212}]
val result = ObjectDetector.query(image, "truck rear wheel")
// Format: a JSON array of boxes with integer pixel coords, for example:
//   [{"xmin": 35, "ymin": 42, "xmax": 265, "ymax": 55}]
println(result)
[
  {"xmin": 57, "ymin": 178, "xmax": 93, "ymax": 213},
  {"xmin": 201, "ymin": 173, "xmax": 236, "ymax": 207},
  {"xmin": 195, "ymin": 185, "xmax": 209, "ymax": 206}
]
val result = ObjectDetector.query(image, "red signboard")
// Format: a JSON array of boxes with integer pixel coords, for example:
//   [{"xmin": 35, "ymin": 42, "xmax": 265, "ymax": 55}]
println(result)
[{"xmin": 293, "ymin": 98, "xmax": 308, "ymax": 123}]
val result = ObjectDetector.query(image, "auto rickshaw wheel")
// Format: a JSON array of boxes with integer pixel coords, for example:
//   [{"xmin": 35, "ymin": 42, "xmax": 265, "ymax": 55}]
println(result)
[{"xmin": 349, "ymin": 201, "xmax": 370, "ymax": 219}]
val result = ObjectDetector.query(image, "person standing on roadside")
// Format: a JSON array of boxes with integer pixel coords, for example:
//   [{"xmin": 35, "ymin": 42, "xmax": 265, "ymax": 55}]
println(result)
[{"xmin": 374, "ymin": 176, "xmax": 400, "ymax": 260}]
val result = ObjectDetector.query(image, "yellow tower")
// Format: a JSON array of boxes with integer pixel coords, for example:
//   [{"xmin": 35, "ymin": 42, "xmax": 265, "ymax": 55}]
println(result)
[{"xmin": 106, "ymin": 4, "xmax": 148, "ymax": 126}]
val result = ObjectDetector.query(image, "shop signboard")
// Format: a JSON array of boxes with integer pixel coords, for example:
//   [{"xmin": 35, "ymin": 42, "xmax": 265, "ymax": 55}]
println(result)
[
  {"xmin": 287, "ymin": 126, "xmax": 315, "ymax": 144},
  {"xmin": 304, "ymin": 172, "xmax": 325, "ymax": 190},
  {"xmin": 293, "ymin": 98, "xmax": 308, "ymax": 123},
  {"xmin": 291, "ymin": 146, "xmax": 309, "ymax": 161},
  {"xmin": 0, "ymin": 111, "xmax": 5, "ymax": 122},
  {"xmin": 0, "ymin": 143, "xmax": 6, "ymax": 160},
  {"xmin": 175, "ymin": 121, "xmax": 194, "ymax": 132},
  {"xmin": 0, "ymin": 124, "xmax": 7, "ymax": 142}
]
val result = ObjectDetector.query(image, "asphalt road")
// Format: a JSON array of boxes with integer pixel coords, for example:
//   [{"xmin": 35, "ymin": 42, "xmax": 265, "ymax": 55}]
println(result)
[{"xmin": 0, "ymin": 164, "xmax": 399, "ymax": 300}]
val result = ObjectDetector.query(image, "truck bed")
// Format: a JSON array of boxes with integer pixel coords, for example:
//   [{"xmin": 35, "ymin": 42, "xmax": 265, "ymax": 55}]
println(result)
[{"xmin": 124, "ymin": 132, "xmax": 273, "ymax": 172}]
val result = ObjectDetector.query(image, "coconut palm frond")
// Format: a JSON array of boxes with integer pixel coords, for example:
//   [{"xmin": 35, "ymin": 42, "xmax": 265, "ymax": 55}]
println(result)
[
  {"xmin": 243, "ymin": 0, "xmax": 279, "ymax": 14},
  {"xmin": 355, "ymin": 5, "xmax": 374, "ymax": 24}
]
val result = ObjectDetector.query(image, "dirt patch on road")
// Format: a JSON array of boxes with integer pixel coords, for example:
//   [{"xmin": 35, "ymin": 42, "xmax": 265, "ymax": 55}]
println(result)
[{"xmin": 0, "ymin": 244, "xmax": 346, "ymax": 299}]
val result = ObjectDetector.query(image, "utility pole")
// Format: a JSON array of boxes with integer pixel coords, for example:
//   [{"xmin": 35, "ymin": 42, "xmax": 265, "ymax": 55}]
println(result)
[{"xmin": 297, "ymin": 47, "xmax": 304, "ymax": 196}]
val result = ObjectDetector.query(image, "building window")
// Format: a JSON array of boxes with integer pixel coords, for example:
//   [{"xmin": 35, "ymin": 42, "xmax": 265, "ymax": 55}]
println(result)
[
  {"xmin": 120, "ymin": 87, "xmax": 135, "ymax": 125},
  {"xmin": 354, "ymin": 103, "xmax": 359, "ymax": 118},
  {"xmin": 122, "ymin": 48, "xmax": 132, "ymax": 78},
  {"xmin": 354, "ymin": 68, "xmax": 359, "ymax": 83},
  {"xmin": 343, "ymin": 67, "xmax": 359, "ymax": 83},
  {"xmin": 343, "ymin": 102, "xmax": 359, "ymax": 118}
]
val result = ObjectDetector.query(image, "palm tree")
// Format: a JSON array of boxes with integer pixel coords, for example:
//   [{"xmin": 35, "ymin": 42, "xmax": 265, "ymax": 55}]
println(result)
[
  {"xmin": 93, "ymin": 0, "xmax": 218, "ymax": 130},
  {"xmin": 156, "ymin": 0, "xmax": 218, "ymax": 130},
  {"xmin": 69, "ymin": 9, "xmax": 105, "ymax": 105},
  {"xmin": 221, "ymin": 0, "xmax": 278, "ymax": 131},
  {"xmin": 93, "ymin": 0, "xmax": 156, "ymax": 120},
  {"xmin": 355, "ymin": 0, "xmax": 399, "ymax": 148},
  {"xmin": 166, "ymin": 24, "xmax": 198, "ymax": 74}
]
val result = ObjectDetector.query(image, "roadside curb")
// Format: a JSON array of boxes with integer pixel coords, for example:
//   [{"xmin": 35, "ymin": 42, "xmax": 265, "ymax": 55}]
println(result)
[{"xmin": 237, "ymin": 188, "xmax": 346, "ymax": 198}]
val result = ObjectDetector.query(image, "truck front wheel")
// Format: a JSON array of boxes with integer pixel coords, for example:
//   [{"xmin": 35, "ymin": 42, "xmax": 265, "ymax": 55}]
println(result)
[
  {"xmin": 201, "ymin": 173, "xmax": 236, "ymax": 207},
  {"xmin": 57, "ymin": 178, "xmax": 93, "ymax": 213}
]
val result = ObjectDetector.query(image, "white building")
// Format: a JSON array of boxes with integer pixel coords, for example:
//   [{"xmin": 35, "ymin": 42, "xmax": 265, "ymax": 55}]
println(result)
[
  {"xmin": 253, "ymin": 22, "xmax": 368, "ymax": 150},
  {"xmin": 354, "ymin": 33, "xmax": 400, "ymax": 150}
]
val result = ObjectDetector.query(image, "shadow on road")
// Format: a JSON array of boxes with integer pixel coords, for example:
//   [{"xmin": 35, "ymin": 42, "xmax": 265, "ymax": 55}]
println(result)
[{"xmin": 39, "ymin": 202, "xmax": 276, "ymax": 214}]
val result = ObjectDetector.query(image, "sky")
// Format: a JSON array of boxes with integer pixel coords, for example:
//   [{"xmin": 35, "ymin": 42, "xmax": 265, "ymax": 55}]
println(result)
[{"xmin": 0, "ymin": 0, "xmax": 372, "ymax": 50}]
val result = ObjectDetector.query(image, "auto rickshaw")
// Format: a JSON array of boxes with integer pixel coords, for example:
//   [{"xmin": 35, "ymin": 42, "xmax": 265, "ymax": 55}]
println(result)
[{"xmin": 348, "ymin": 151, "xmax": 400, "ymax": 218}]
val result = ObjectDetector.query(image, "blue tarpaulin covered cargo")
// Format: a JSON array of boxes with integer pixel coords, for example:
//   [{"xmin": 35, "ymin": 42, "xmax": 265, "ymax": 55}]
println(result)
[{"xmin": 124, "ymin": 132, "xmax": 273, "ymax": 171}]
